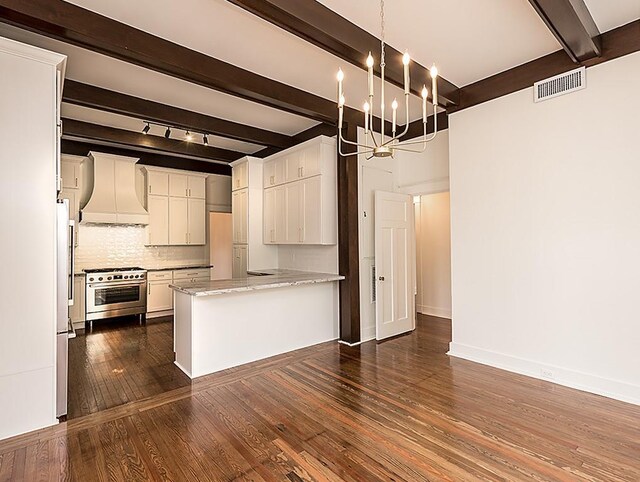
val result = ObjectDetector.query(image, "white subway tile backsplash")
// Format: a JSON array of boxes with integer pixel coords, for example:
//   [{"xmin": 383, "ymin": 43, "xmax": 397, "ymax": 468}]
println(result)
[{"xmin": 75, "ymin": 224, "xmax": 207, "ymax": 271}]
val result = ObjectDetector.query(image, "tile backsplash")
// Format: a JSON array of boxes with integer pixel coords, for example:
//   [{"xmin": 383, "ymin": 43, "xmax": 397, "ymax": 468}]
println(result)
[{"xmin": 75, "ymin": 224, "xmax": 208, "ymax": 272}]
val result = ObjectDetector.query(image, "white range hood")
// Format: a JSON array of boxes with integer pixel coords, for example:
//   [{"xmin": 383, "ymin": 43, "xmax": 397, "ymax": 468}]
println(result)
[{"xmin": 81, "ymin": 152, "xmax": 149, "ymax": 225}]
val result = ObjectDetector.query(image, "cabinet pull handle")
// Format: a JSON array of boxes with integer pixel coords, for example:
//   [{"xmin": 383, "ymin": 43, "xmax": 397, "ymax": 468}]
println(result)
[
  {"xmin": 148, "ymin": 284, "xmax": 151, "ymax": 295},
  {"xmin": 149, "ymin": 184, "xmax": 151, "ymax": 194},
  {"xmin": 75, "ymin": 177, "xmax": 78, "ymax": 188},
  {"xmin": 186, "ymin": 188, "xmax": 188, "ymax": 196},
  {"xmin": 189, "ymin": 188, "xmax": 191, "ymax": 197},
  {"xmin": 186, "ymin": 233, "xmax": 188, "ymax": 244}
]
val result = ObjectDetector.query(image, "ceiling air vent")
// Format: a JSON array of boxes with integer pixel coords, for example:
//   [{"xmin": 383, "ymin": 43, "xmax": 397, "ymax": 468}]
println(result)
[{"xmin": 534, "ymin": 67, "xmax": 586, "ymax": 103}]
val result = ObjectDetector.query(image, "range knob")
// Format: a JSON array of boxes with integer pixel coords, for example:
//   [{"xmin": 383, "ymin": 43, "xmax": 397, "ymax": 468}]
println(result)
[
  {"xmin": 89, "ymin": 277, "xmax": 94, "ymax": 282},
  {"xmin": 98, "ymin": 277, "xmax": 103, "ymax": 281},
  {"xmin": 140, "ymin": 274, "xmax": 145, "ymax": 279},
  {"xmin": 124, "ymin": 275, "xmax": 129, "ymax": 279},
  {"xmin": 107, "ymin": 276, "xmax": 112, "ymax": 280}
]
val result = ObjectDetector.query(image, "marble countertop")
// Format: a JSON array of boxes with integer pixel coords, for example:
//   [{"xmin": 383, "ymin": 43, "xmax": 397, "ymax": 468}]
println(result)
[{"xmin": 170, "ymin": 269, "xmax": 344, "ymax": 297}]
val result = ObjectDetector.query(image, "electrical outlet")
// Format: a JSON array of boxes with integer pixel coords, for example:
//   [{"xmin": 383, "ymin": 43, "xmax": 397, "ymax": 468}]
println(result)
[{"xmin": 540, "ymin": 369, "xmax": 554, "ymax": 380}]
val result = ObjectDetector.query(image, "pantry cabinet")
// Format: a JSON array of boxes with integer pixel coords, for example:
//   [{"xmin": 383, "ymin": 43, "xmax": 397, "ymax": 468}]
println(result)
[
  {"xmin": 142, "ymin": 167, "xmax": 207, "ymax": 246},
  {"xmin": 263, "ymin": 136, "xmax": 336, "ymax": 245},
  {"xmin": 232, "ymin": 161, "xmax": 248, "ymax": 191}
]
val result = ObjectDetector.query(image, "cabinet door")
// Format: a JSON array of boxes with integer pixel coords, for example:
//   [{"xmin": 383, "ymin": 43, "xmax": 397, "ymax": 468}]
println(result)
[
  {"xmin": 147, "ymin": 281, "xmax": 173, "ymax": 312},
  {"xmin": 188, "ymin": 198, "xmax": 206, "ymax": 245},
  {"xmin": 264, "ymin": 188, "xmax": 276, "ymax": 244},
  {"xmin": 232, "ymin": 245, "xmax": 247, "ymax": 278},
  {"xmin": 300, "ymin": 145, "xmax": 321, "ymax": 179},
  {"xmin": 239, "ymin": 189, "xmax": 248, "ymax": 244},
  {"xmin": 302, "ymin": 176, "xmax": 322, "ymax": 244},
  {"xmin": 232, "ymin": 162, "xmax": 248, "ymax": 191},
  {"xmin": 263, "ymin": 160, "xmax": 275, "ymax": 188},
  {"xmin": 274, "ymin": 185, "xmax": 287, "ymax": 243},
  {"xmin": 61, "ymin": 162, "xmax": 79, "ymax": 189},
  {"xmin": 188, "ymin": 176, "xmax": 206, "ymax": 199},
  {"xmin": 232, "ymin": 190, "xmax": 240, "ymax": 243},
  {"xmin": 147, "ymin": 171, "xmax": 169, "ymax": 196},
  {"xmin": 69, "ymin": 276, "xmax": 85, "ymax": 323},
  {"xmin": 239, "ymin": 245, "xmax": 247, "ymax": 275},
  {"xmin": 169, "ymin": 197, "xmax": 189, "ymax": 245},
  {"xmin": 265, "ymin": 159, "xmax": 285, "ymax": 187},
  {"xmin": 285, "ymin": 182, "xmax": 302, "ymax": 243},
  {"xmin": 147, "ymin": 195, "xmax": 169, "ymax": 245},
  {"xmin": 285, "ymin": 154, "xmax": 302, "ymax": 183},
  {"xmin": 169, "ymin": 173, "xmax": 189, "ymax": 197},
  {"xmin": 232, "ymin": 189, "xmax": 248, "ymax": 244}
]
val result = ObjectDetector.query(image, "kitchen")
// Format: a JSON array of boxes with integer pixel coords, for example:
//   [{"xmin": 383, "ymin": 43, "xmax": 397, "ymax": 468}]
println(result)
[{"xmin": 56, "ymin": 137, "xmax": 341, "ymax": 419}]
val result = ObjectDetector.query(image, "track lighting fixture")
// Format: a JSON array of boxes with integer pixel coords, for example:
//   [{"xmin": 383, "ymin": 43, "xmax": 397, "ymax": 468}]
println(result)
[
  {"xmin": 145, "ymin": 121, "xmax": 210, "ymax": 146},
  {"xmin": 185, "ymin": 131, "xmax": 193, "ymax": 142},
  {"xmin": 164, "ymin": 127, "xmax": 171, "ymax": 139},
  {"xmin": 203, "ymin": 134, "xmax": 209, "ymax": 146},
  {"xmin": 142, "ymin": 122, "xmax": 150, "ymax": 135}
]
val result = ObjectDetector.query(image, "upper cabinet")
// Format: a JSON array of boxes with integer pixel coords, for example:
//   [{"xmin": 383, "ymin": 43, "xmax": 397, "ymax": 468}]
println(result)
[
  {"xmin": 60, "ymin": 159, "xmax": 80, "ymax": 189},
  {"xmin": 232, "ymin": 161, "xmax": 248, "ymax": 191},
  {"xmin": 263, "ymin": 136, "xmax": 337, "ymax": 245},
  {"xmin": 142, "ymin": 166, "xmax": 208, "ymax": 246}
]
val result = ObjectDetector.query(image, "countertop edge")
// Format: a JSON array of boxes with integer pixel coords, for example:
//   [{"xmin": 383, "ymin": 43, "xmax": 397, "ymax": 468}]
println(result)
[{"xmin": 170, "ymin": 275, "xmax": 344, "ymax": 297}]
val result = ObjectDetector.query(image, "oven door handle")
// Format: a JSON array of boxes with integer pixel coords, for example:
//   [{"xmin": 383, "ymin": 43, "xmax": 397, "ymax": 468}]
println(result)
[{"xmin": 87, "ymin": 282, "xmax": 146, "ymax": 289}]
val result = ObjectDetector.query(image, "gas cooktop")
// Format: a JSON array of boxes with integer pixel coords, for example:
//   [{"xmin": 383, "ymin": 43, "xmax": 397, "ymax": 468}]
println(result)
[{"xmin": 83, "ymin": 267, "xmax": 145, "ymax": 273}]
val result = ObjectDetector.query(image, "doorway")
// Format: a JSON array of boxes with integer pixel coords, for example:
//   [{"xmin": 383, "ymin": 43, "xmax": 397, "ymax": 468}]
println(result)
[{"xmin": 414, "ymin": 192, "xmax": 452, "ymax": 319}]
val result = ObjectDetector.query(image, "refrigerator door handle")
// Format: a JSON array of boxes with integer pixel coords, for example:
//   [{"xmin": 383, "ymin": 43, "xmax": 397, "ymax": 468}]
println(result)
[
  {"xmin": 67, "ymin": 319, "xmax": 76, "ymax": 339},
  {"xmin": 68, "ymin": 220, "xmax": 75, "ymax": 306}
]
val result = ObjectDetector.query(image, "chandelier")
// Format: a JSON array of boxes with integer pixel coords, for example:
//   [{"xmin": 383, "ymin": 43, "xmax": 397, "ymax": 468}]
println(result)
[{"xmin": 336, "ymin": 0, "xmax": 439, "ymax": 159}]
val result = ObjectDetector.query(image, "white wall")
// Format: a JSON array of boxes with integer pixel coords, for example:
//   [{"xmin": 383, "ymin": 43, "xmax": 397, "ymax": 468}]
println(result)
[
  {"xmin": 395, "ymin": 129, "xmax": 450, "ymax": 195},
  {"xmin": 416, "ymin": 192, "xmax": 452, "ymax": 318},
  {"xmin": 448, "ymin": 52, "xmax": 640, "ymax": 405}
]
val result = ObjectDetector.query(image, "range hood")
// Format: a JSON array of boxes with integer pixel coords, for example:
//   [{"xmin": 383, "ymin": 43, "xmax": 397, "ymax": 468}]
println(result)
[{"xmin": 81, "ymin": 152, "xmax": 149, "ymax": 225}]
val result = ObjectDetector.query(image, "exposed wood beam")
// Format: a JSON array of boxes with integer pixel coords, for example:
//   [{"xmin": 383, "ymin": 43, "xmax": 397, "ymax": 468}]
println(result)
[
  {"xmin": 0, "ymin": 0, "xmax": 359, "ymax": 125},
  {"xmin": 399, "ymin": 112, "xmax": 449, "ymax": 141},
  {"xmin": 227, "ymin": 0, "xmax": 460, "ymax": 107},
  {"xmin": 528, "ymin": 0, "xmax": 601, "ymax": 63},
  {"xmin": 63, "ymin": 80, "xmax": 294, "ymax": 150},
  {"xmin": 337, "ymin": 121, "xmax": 361, "ymax": 344},
  {"xmin": 449, "ymin": 20, "xmax": 640, "ymax": 113},
  {"xmin": 61, "ymin": 139, "xmax": 232, "ymax": 176},
  {"xmin": 62, "ymin": 118, "xmax": 245, "ymax": 162}
]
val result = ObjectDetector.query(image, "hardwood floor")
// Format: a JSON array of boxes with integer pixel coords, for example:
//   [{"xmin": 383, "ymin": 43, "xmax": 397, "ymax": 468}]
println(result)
[
  {"xmin": 68, "ymin": 316, "xmax": 191, "ymax": 419},
  {"xmin": 1, "ymin": 314, "xmax": 639, "ymax": 481}
]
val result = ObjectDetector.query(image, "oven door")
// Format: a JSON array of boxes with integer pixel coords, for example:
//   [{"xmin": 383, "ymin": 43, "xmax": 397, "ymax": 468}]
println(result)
[{"xmin": 86, "ymin": 281, "xmax": 147, "ymax": 314}]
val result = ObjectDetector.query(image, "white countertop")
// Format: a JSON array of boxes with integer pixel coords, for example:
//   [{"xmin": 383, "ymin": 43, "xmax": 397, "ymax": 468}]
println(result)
[{"xmin": 170, "ymin": 269, "xmax": 344, "ymax": 297}]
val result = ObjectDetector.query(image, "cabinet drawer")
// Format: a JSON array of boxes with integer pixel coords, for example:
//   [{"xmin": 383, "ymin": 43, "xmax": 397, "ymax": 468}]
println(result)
[
  {"xmin": 173, "ymin": 268, "xmax": 210, "ymax": 280},
  {"xmin": 148, "ymin": 271, "xmax": 173, "ymax": 282}
]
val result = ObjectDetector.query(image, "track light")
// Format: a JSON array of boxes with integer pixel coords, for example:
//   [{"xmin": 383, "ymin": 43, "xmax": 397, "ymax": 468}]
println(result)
[
  {"xmin": 185, "ymin": 131, "xmax": 193, "ymax": 142},
  {"xmin": 142, "ymin": 122, "xmax": 150, "ymax": 135},
  {"xmin": 164, "ymin": 127, "xmax": 171, "ymax": 139},
  {"xmin": 203, "ymin": 134, "xmax": 209, "ymax": 146}
]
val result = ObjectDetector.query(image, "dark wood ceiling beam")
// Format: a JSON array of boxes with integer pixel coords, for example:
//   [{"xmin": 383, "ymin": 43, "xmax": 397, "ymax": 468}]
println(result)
[
  {"xmin": 61, "ymin": 139, "xmax": 231, "ymax": 176},
  {"xmin": 227, "ymin": 0, "xmax": 460, "ymax": 107},
  {"xmin": 62, "ymin": 118, "xmax": 245, "ymax": 162},
  {"xmin": 528, "ymin": 0, "xmax": 601, "ymax": 62},
  {"xmin": 0, "ymin": 0, "xmax": 357, "ymax": 125},
  {"xmin": 254, "ymin": 123, "xmax": 337, "ymax": 158},
  {"xmin": 450, "ymin": 20, "xmax": 640, "ymax": 113},
  {"xmin": 63, "ymin": 80, "xmax": 294, "ymax": 150}
]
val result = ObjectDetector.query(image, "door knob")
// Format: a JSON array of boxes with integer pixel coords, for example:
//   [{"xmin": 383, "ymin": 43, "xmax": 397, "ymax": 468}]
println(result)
[{"xmin": 378, "ymin": 276, "xmax": 385, "ymax": 281}]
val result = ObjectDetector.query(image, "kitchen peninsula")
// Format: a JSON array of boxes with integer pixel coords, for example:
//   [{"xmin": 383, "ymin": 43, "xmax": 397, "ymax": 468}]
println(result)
[{"xmin": 171, "ymin": 270, "xmax": 343, "ymax": 378}]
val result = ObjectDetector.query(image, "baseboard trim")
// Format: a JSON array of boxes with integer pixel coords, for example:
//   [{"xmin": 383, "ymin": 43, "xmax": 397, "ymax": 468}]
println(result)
[
  {"xmin": 448, "ymin": 342, "xmax": 640, "ymax": 406},
  {"xmin": 417, "ymin": 305, "xmax": 452, "ymax": 318}
]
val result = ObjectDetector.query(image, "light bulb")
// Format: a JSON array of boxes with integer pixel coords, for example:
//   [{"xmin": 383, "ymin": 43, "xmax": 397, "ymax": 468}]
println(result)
[
  {"xmin": 402, "ymin": 51, "xmax": 410, "ymax": 66},
  {"xmin": 363, "ymin": 101, "xmax": 370, "ymax": 112},
  {"xmin": 336, "ymin": 68, "xmax": 344, "ymax": 82},
  {"xmin": 339, "ymin": 95, "xmax": 345, "ymax": 107},
  {"xmin": 185, "ymin": 131, "xmax": 193, "ymax": 142},
  {"xmin": 421, "ymin": 85, "xmax": 428, "ymax": 99},
  {"xmin": 430, "ymin": 64, "xmax": 438, "ymax": 78},
  {"xmin": 203, "ymin": 134, "xmax": 209, "ymax": 146},
  {"xmin": 391, "ymin": 99, "xmax": 398, "ymax": 110},
  {"xmin": 366, "ymin": 52, "xmax": 374, "ymax": 68}
]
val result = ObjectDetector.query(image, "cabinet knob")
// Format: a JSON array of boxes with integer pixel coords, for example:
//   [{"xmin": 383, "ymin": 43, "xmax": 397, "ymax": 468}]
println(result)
[{"xmin": 378, "ymin": 276, "xmax": 385, "ymax": 281}]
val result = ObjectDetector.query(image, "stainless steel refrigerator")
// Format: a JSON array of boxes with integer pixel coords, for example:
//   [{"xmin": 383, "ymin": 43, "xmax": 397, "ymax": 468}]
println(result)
[{"xmin": 56, "ymin": 199, "xmax": 76, "ymax": 419}]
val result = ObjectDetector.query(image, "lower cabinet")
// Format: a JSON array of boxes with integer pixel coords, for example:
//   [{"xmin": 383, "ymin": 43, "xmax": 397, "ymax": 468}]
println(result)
[
  {"xmin": 147, "ymin": 281, "xmax": 173, "ymax": 313},
  {"xmin": 232, "ymin": 245, "xmax": 248, "ymax": 278},
  {"xmin": 147, "ymin": 268, "xmax": 210, "ymax": 317}
]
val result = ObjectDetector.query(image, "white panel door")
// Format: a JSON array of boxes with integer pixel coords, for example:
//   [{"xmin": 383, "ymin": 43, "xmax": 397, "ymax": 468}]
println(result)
[
  {"xmin": 264, "ymin": 188, "xmax": 276, "ymax": 243},
  {"xmin": 188, "ymin": 198, "xmax": 206, "ymax": 245},
  {"xmin": 300, "ymin": 144, "xmax": 321, "ymax": 178},
  {"xmin": 375, "ymin": 191, "xmax": 415, "ymax": 340},
  {"xmin": 147, "ymin": 281, "xmax": 173, "ymax": 312},
  {"xmin": 274, "ymin": 185, "xmax": 287, "ymax": 243},
  {"xmin": 147, "ymin": 195, "xmax": 169, "ymax": 245},
  {"xmin": 302, "ymin": 176, "xmax": 322, "ymax": 244},
  {"xmin": 169, "ymin": 197, "xmax": 189, "ymax": 245},
  {"xmin": 169, "ymin": 173, "xmax": 189, "ymax": 197},
  {"xmin": 60, "ymin": 162, "xmax": 78, "ymax": 189},
  {"xmin": 188, "ymin": 176, "xmax": 206, "ymax": 199},
  {"xmin": 147, "ymin": 171, "xmax": 169, "ymax": 196},
  {"xmin": 285, "ymin": 182, "xmax": 302, "ymax": 243}
]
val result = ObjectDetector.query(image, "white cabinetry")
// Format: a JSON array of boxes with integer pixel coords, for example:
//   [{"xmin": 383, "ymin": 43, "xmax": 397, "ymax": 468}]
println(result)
[
  {"xmin": 58, "ymin": 155, "xmax": 84, "ymax": 246},
  {"xmin": 69, "ymin": 275, "xmax": 86, "ymax": 324},
  {"xmin": 231, "ymin": 157, "xmax": 278, "ymax": 274},
  {"xmin": 263, "ymin": 136, "xmax": 336, "ymax": 245},
  {"xmin": 143, "ymin": 167, "xmax": 207, "ymax": 245},
  {"xmin": 147, "ymin": 269, "xmax": 210, "ymax": 318},
  {"xmin": 60, "ymin": 160, "xmax": 80, "ymax": 189}
]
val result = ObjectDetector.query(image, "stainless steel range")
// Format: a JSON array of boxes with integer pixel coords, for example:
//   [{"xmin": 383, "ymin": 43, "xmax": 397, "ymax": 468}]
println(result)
[{"xmin": 85, "ymin": 267, "xmax": 147, "ymax": 326}]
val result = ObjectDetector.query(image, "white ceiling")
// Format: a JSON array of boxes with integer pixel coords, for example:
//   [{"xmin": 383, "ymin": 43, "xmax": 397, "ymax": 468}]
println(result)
[{"xmin": 583, "ymin": 0, "xmax": 640, "ymax": 32}]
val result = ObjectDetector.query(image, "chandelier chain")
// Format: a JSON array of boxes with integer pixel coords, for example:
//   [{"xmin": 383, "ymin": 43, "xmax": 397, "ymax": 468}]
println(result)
[{"xmin": 380, "ymin": 0, "xmax": 385, "ymax": 68}]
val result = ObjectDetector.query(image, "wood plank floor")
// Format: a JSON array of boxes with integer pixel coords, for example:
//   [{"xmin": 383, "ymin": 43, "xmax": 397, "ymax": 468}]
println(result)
[
  {"xmin": 1, "ymin": 315, "xmax": 639, "ymax": 481},
  {"xmin": 68, "ymin": 316, "xmax": 191, "ymax": 419}
]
